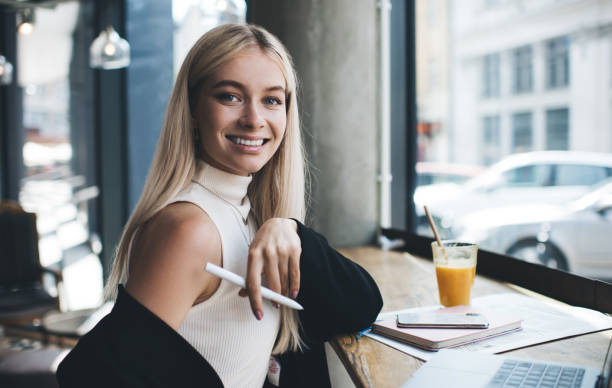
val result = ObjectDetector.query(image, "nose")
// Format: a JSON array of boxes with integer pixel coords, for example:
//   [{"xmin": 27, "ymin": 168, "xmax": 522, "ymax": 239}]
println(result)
[{"xmin": 238, "ymin": 101, "xmax": 266, "ymax": 129}]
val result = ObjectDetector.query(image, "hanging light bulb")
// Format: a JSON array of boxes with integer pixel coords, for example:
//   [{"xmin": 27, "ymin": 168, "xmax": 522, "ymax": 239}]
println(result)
[
  {"xmin": 0, "ymin": 55, "xmax": 14, "ymax": 85},
  {"xmin": 89, "ymin": 25, "xmax": 130, "ymax": 70},
  {"xmin": 17, "ymin": 8, "xmax": 35, "ymax": 35}
]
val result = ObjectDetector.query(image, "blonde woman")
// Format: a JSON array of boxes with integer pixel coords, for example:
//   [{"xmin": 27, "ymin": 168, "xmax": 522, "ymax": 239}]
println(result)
[{"xmin": 57, "ymin": 24, "xmax": 382, "ymax": 388}]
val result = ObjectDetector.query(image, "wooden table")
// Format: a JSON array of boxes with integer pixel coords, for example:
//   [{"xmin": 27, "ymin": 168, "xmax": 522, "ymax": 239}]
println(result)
[{"xmin": 330, "ymin": 247, "xmax": 612, "ymax": 388}]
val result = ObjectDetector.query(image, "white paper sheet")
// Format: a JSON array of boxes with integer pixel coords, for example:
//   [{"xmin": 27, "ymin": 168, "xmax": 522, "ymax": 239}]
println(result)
[{"xmin": 364, "ymin": 293, "xmax": 612, "ymax": 361}]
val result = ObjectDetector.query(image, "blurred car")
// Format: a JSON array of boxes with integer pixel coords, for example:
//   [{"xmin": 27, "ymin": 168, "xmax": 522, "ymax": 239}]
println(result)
[
  {"xmin": 416, "ymin": 161, "xmax": 484, "ymax": 187},
  {"xmin": 415, "ymin": 151, "xmax": 612, "ymax": 238},
  {"xmin": 453, "ymin": 178, "xmax": 612, "ymax": 279}
]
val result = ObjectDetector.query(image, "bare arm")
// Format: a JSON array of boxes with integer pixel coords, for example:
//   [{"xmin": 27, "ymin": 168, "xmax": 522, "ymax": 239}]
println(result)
[{"xmin": 125, "ymin": 202, "xmax": 222, "ymax": 330}]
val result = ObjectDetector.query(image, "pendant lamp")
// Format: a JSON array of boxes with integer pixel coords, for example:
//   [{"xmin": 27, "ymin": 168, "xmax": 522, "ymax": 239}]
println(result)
[{"xmin": 89, "ymin": 25, "xmax": 130, "ymax": 70}]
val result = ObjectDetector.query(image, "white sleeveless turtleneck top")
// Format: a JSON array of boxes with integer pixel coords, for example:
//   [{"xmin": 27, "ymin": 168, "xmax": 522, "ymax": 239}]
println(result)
[{"xmin": 168, "ymin": 161, "xmax": 280, "ymax": 388}]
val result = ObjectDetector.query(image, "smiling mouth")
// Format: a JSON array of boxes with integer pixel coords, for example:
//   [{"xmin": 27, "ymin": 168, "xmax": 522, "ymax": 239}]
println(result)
[{"xmin": 226, "ymin": 135, "xmax": 269, "ymax": 147}]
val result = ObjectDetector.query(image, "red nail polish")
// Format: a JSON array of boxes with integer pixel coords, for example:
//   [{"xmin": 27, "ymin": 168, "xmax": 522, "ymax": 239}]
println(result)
[
  {"xmin": 255, "ymin": 310, "xmax": 263, "ymax": 320},
  {"xmin": 292, "ymin": 290, "xmax": 298, "ymax": 299}
]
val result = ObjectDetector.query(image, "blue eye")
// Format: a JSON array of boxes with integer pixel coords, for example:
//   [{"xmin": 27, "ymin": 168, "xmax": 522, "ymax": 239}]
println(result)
[
  {"xmin": 264, "ymin": 97, "xmax": 283, "ymax": 105},
  {"xmin": 217, "ymin": 93, "xmax": 239, "ymax": 102}
]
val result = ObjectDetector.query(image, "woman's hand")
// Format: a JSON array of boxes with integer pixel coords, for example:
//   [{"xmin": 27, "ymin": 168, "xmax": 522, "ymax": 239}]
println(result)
[{"xmin": 239, "ymin": 218, "xmax": 301, "ymax": 320}]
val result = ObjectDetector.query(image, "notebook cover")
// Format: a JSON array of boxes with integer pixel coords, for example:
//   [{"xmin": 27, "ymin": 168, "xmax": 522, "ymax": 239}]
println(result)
[{"xmin": 371, "ymin": 305, "xmax": 522, "ymax": 351}]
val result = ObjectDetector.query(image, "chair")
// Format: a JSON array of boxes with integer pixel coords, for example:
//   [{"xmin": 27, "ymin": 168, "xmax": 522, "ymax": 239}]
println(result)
[{"xmin": 0, "ymin": 201, "xmax": 62, "ymax": 326}]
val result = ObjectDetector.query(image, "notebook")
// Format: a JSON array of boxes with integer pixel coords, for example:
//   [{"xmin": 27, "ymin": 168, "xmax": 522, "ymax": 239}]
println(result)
[
  {"xmin": 371, "ymin": 305, "xmax": 522, "ymax": 351},
  {"xmin": 400, "ymin": 335, "xmax": 612, "ymax": 388}
]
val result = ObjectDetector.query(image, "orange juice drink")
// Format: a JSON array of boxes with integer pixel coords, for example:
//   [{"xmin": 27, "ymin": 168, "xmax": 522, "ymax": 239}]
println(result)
[{"xmin": 431, "ymin": 241, "xmax": 478, "ymax": 307}]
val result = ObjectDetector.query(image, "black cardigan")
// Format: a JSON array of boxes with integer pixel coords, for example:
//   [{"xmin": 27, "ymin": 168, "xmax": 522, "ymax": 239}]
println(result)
[{"xmin": 56, "ymin": 222, "xmax": 383, "ymax": 387}]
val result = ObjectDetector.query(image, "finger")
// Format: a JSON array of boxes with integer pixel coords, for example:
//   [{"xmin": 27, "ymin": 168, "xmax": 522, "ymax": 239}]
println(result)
[
  {"xmin": 246, "ymin": 249, "xmax": 264, "ymax": 320},
  {"xmin": 263, "ymin": 246, "xmax": 282, "ymax": 295},
  {"xmin": 288, "ymin": 245, "xmax": 301, "ymax": 299},
  {"xmin": 278, "ymin": 247, "xmax": 290, "ymax": 297}
]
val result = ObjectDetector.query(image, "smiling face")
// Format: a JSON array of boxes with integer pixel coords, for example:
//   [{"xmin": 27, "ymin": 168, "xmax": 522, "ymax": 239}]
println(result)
[{"xmin": 192, "ymin": 47, "xmax": 287, "ymax": 176}]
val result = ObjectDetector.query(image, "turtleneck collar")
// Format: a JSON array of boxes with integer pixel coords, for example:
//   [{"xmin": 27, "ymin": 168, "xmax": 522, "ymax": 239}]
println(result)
[{"xmin": 192, "ymin": 160, "xmax": 252, "ymax": 222}]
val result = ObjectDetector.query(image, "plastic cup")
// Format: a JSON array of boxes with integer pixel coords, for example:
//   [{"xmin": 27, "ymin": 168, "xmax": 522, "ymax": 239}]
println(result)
[{"xmin": 431, "ymin": 241, "xmax": 478, "ymax": 307}]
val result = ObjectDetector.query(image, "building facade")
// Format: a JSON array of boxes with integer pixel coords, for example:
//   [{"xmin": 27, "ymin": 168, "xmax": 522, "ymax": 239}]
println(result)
[{"xmin": 420, "ymin": 0, "xmax": 612, "ymax": 166}]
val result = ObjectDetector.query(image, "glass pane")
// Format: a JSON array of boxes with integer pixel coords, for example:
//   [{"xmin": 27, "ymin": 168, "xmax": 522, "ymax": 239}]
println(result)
[
  {"xmin": 482, "ymin": 53, "xmax": 500, "ymax": 98},
  {"xmin": 415, "ymin": 0, "xmax": 612, "ymax": 281},
  {"xmin": 482, "ymin": 115, "xmax": 501, "ymax": 165},
  {"xmin": 512, "ymin": 45, "xmax": 533, "ymax": 94},
  {"xmin": 556, "ymin": 165, "xmax": 608, "ymax": 186},
  {"xmin": 512, "ymin": 112, "xmax": 533, "ymax": 152},
  {"xmin": 499, "ymin": 164, "xmax": 551, "ymax": 187},
  {"xmin": 17, "ymin": 2, "xmax": 101, "ymax": 309},
  {"xmin": 173, "ymin": 0, "xmax": 247, "ymax": 76},
  {"xmin": 546, "ymin": 108, "xmax": 569, "ymax": 150},
  {"xmin": 546, "ymin": 36, "xmax": 570, "ymax": 89}
]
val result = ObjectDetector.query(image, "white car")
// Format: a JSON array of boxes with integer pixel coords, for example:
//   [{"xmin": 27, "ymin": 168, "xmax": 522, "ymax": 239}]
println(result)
[
  {"xmin": 415, "ymin": 151, "xmax": 612, "ymax": 238},
  {"xmin": 454, "ymin": 178, "xmax": 612, "ymax": 279}
]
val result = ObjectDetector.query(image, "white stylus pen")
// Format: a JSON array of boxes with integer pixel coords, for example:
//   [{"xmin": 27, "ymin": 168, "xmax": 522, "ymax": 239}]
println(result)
[{"xmin": 205, "ymin": 263, "xmax": 304, "ymax": 310}]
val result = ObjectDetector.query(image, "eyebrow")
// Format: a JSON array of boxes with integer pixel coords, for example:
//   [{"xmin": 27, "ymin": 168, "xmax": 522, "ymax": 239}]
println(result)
[{"xmin": 211, "ymin": 80, "xmax": 285, "ymax": 93}]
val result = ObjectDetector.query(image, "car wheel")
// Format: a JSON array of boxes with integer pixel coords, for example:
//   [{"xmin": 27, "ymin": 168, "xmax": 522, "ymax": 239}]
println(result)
[{"xmin": 506, "ymin": 240, "xmax": 569, "ymax": 271}]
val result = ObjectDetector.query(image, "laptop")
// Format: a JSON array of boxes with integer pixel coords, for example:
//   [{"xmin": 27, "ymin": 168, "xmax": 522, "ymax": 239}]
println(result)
[{"xmin": 401, "ymin": 336, "xmax": 612, "ymax": 388}]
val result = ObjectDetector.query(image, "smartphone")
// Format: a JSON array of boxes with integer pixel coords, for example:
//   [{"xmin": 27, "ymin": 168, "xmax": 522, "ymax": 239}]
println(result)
[{"xmin": 396, "ymin": 311, "xmax": 489, "ymax": 329}]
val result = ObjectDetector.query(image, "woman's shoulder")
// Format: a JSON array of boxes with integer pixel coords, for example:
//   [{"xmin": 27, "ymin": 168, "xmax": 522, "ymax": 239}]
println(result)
[
  {"xmin": 125, "ymin": 202, "xmax": 223, "ymax": 329},
  {"xmin": 156, "ymin": 201, "xmax": 215, "ymax": 231},
  {"xmin": 136, "ymin": 201, "xmax": 221, "ymax": 265}
]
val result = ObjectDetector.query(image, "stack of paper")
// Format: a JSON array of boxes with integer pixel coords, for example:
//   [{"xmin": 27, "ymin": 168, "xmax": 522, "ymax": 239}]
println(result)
[
  {"xmin": 366, "ymin": 293, "xmax": 612, "ymax": 361},
  {"xmin": 371, "ymin": 306, "xmax": 521, "ymax": 350}
]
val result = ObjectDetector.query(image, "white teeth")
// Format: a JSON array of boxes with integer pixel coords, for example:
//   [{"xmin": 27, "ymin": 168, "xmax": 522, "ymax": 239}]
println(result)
[{"xmin": 232, "ymin": 137, "xmax": 264, "ymax": 146}]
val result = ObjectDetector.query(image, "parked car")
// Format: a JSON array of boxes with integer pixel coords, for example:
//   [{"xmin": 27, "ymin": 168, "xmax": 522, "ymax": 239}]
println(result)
[
  {"xmin": 416, "ymin": 161, "xmax": 484, "ymax": 187},
  {"xmin": 453, "ymin": 178, "xmax": 612, "ymax": 279},
  {"xmin": 415, "ymin": 151, "xmax": 612, "ymax": 238}
]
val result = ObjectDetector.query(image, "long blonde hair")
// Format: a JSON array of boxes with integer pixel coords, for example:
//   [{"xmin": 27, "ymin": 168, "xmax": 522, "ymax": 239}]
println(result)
[{"xmin": 104, "ymin": 24, "xmax": 307, "ymax": 354}]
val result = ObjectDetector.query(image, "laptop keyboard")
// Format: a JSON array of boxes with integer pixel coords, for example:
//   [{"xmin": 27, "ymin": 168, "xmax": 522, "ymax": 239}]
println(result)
[{"xmin": 487, "ymin": 360, "xmax": 586, "ymax": 388}]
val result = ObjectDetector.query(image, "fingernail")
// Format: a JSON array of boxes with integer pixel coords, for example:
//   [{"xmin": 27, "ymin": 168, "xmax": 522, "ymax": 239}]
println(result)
[
  {"xmin": 292, "ymin": 290, "xmax": 298, "ymax": 299},
  {"xmin": 255, "ymin": 310, "xmax": 263, "ymax": 320},
  {"xmin": 274, "ymin": 303, "xmax": 280, "ymax": 309}
]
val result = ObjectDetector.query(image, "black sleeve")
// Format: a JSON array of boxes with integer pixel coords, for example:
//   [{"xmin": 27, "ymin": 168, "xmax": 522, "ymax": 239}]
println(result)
[
  {"xmin": 56, "ymin": 286, "xmax": 223, "ymax": 388},
  {"xmin": 294, "ymin": 221, "xmax": 383, "ymax": 344}
]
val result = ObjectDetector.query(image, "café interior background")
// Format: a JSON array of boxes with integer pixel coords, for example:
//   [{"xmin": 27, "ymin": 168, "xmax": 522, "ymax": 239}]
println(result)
[{"xmin": 0, "ymin": 0, "xmax": 611, "ymax": 312}]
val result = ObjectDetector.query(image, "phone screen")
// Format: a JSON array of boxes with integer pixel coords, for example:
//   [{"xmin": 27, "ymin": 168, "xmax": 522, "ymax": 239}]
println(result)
[{"xmin": 396, "ymin": 311, "xmax": 489, "ymax": 329}]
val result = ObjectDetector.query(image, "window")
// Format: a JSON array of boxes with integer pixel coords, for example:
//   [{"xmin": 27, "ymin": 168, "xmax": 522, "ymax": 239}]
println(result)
[
  {"xmin": 482, "ymin": 115, "xmax": 501, "ymax": 165},
  {"xmin": 173, "ymin": 0, "xmax": 246, "ymax": 75},
  {"xmin": 555, "ymin": 165, "xmax": 609, "ymax": 186},
  {"xmin": 546, "ymin": 36, "xmax": 569, "ymax": 89},
  {"xmin": 546, "ymin": 108, "xmax": 569, "ymax": 150},
  {"xmin": 17, "ymin": 1, "xmax": 101, "ymax": 310},
  {"xmin": 498, "ymin": 164, "xmax": 552, "ymax": 188},
  {"xmin": 415, "ymin": 0, "xmax": 612, "ymax": 280},
  {"xmin": 512, "ymin": 112, "xmax": 532, "ymax": 153},
  {"xmin": 482, "ymin": 53, "xmax": 500, "ymax": 98},
  {"xmin": 512, "ymin": 45, "xmax": 533, "ymax": 94}
]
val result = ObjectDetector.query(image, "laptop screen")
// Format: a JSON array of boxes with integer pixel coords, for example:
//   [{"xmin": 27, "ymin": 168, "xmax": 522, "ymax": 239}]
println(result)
[{"xmin": 598, "ymin": 335, "xmax": 612, "ymax": 388}]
